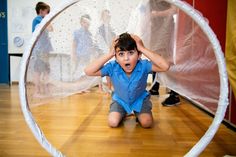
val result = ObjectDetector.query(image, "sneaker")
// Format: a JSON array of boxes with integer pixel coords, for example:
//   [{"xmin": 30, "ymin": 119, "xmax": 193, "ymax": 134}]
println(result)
[
  {"xmin": 149, "ymin": 89, "xmax": 159, "ymax": 95},
  {"xmin": 162, "ymin": 94, "xmax": 180, "ymax": 106}
]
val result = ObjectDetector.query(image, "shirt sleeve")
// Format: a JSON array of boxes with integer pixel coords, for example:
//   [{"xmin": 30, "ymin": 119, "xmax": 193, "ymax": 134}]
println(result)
[
  {"xmin": 101, "ymin": 62, "xmax": 113, "ymax": 77},
  {"xmin": 73, "ymin": 31, "xmax": 78, "ymax": 42},
  {"xmin": 32, "ymin": 17, "xmax": 41, "ymax": 32},
  {"xmin": 143, "ymin": 59, "xmax": 152, "ymax": 74}
]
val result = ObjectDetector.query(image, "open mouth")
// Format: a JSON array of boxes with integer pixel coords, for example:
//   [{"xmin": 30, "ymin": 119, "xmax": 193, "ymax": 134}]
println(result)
[{"xmin": 125, "ymin": 63, "xmax": 131, "ymax": 69}]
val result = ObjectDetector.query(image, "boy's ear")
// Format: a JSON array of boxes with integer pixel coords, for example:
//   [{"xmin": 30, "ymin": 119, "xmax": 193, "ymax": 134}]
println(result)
[
  {"xmin": 138, "ymin": 51, "xmax": 142, "ymax": 59},
  {"xmin": 114, "ymin": 54, "xmax": 118, "ymax": 60}
]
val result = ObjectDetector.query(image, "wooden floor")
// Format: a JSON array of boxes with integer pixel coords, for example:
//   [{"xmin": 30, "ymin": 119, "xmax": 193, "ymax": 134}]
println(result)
[{"xmin": 0, "ymin": 85, "xmax": 236, "ymax": 157}]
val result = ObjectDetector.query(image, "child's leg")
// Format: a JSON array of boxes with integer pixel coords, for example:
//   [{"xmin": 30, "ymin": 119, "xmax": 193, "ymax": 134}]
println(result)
[
  {"xmin": 135, "ymin": 96, "xmax": 153, "ymax": 128},
  {"xmin": 98, "ymin": 82, "xmax": 103, "ymax": 92},
  {"xmin": 42, "ymin": 71, "xmax": 50, "ymax": 94},
  {"xmin": 137, "ymin": 113, "xmax": 153, "ymax": 128},
  {"xmin": 34, "ymin": 72, "xmax": 41, "ymax": 95},
  {"xmin": 106, "ymin": 76, "xmax": 112, "ymax": 90},
  {"xmin": 108, "ymin": 112, "xmax": 123, "ymax": 128},
  {"xmin": 108, "ymin": 101, "xmax": 126, "ymax": 128},
  {"xmin": 41, "ymin": 62, "xmax": 50, "ymax": 94}
]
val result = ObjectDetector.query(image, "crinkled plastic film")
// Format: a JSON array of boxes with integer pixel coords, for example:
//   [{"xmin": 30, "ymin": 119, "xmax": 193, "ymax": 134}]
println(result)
[{"xmin": 19, "ymin": 0, "xmax": 228, "ymax": 156}]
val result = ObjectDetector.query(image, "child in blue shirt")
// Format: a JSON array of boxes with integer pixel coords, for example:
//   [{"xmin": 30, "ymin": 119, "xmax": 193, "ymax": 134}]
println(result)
[
  {"xmin": 72, "ymin": 14, "xmax": 93, "ymax": 63},
  {"xmin": 32, "ymin": 2, "xmax": 53, "ymax": 96},
  {"xmin": 32, "ymin": 2, "xmax": 52, "ymax": 32},
  {"xmin": 71, "ymin": 14, "xmax": 93, "ymax": 84},
  {"xmin": 85, "ymin": 33, "xmax": 169, "ymax": 128}
]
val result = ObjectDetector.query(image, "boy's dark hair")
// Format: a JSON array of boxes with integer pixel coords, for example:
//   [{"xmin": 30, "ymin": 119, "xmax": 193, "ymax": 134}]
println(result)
[
  {"xmin": 35, "ymin": 2, "xmax": 50, "ymax": 15},
  {"xmin": 115, "ymin": 33, "xmax": 138, "ymax": 52},
  {"xmin": 80, "ymin": 14, "xmax": 91, "ymax": 22}
]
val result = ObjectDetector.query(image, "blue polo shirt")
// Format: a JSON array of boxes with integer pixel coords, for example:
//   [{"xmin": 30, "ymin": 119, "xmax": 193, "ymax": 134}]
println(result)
[
  {"xmin": 73, "ymin": 28, "xmax": 93, "ymax": 56},
  {"xmin": 32, "ymin": 15, "xmax": 43, "ymax": 32},
  {"xmin": 101, "ymin": 59, "xmax": 152, "ymax": 114}
]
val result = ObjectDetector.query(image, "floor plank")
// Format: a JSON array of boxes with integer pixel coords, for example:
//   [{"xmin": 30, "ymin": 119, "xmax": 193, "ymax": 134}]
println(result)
[{"xmin": 0, "ymin": 85, "xmax": 236, "ymax": 157}]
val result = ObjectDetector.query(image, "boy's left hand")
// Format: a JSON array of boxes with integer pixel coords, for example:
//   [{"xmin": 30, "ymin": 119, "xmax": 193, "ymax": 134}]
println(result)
[{"xmin": 131, "ymin": 34, "xmax": 145, "ymax": 52}]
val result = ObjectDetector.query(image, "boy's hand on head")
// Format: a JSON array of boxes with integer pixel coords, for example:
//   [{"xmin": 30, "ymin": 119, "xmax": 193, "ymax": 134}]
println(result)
[
  {"xmin": 131, "ymin": 34, "xmax": 145, "ymax": 52},
  {"xmin": 109, "ymin": 37, "xmax": 118, "ymax": 57}
]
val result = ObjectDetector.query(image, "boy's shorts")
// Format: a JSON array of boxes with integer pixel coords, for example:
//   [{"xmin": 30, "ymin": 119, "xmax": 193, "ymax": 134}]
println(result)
[{"xmin": 109, "ymin": 96, "xmax": 152, "ymax": 118}]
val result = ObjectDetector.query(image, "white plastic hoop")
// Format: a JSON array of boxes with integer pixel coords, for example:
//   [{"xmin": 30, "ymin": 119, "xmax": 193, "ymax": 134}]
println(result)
[
  {"xmin": 19, "ymin": 0, "xmax": 228, "ymax": 156},
  {"xmin": 165, "ymin": 1, "xmax": 229, "ymax": 156}
]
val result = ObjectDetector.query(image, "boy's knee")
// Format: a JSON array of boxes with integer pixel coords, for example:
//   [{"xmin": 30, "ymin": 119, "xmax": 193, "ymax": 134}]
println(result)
[
  {"xmin": 108, "ymin": 111, "xmax": 123, "ymax": 128},
  {"xmin": 139, "ymin": 117, "xmax": 153, "ymax": 128},
  {"xmin": 108, "ymin": 118, "xmax": 120, "ymax": 128}
]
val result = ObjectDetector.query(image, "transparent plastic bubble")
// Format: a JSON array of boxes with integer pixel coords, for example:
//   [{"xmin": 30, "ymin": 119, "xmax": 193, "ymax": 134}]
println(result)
[{"xmin": 19, "ymin": 0, "xmax": 228, "ymax": 156}]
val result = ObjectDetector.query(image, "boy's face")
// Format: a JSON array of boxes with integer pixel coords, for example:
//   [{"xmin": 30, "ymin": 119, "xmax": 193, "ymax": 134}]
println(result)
[
  {"xmin": 102, "ymin": 11, "xmax": 111, "ymax": 23},
  {"xmin": 115, "ymin": 48, "xmax": 141, "ymax": 75},
  {"xmin": 81, "ymin": 18, "xmax": 90, "ymax": 30},
  {"xmin": 40, "ymin": 9, "xmax": 49, "ymax": 17}
]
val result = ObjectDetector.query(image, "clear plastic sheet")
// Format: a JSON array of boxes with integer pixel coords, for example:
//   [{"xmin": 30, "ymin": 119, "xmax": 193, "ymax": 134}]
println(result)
[
  {"xmin": 158, "ymin": 9, "xmax": 220, "ymax": 113},
  {"xmin": 26, "ymin": 0, "xmax": 220, "ymax": 112},
  {"xmin": 26, "ymin": 0, "xmax": 141, "ymax": 106},
  {"xmin": 19, "ymin": 0, "xmax": 228, "ymax": 156},
  {"xmin": 128, "ymin": 0, "xmax": 220, "ymax": 113}
]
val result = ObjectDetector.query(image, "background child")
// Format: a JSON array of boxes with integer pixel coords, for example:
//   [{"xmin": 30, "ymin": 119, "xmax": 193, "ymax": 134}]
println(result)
[
  {"xmin": 148, "ymin": 0, "xmax": 180, "ymax": 106},
  {"xmin": 85, "ymin": 33, "xmax": 169, "ymax": 128},
  {"xmin": 71, "ymin": 14, "xmax": 94, "ymax": 93},
  {"xmin": 32, "ymin": 2, "xmax": 53, "ymax": 96},
  {"xmin": 96, "ymin": 9, "xmax": 116, "ymax": 93},
  {"xmin": 72, "ymin": 14, "xmax": 93, "ymax": 67}
]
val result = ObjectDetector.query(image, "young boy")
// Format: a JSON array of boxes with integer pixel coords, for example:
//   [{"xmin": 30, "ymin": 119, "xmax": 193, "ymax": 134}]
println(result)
[
  {"xmin": 32, "ymin": 2, "xmax": 53, "ymax": 96},
  {"xmin": 72, "ymin": 14, "xmax": 98, "ymax": 77},
  {"xmin": 85, "ymin": 33, "xmax": 169, "ymax": 128},
  {"xmin": 96, "ymin": 9, "xmax": 116, "ymax": 93},
  {"xmin": 72, "ymin": 14, "xmax": 93, "ymax": 62},
  {"xmin": 32, "ymin": 2, "xmax": 51, "ymax": 32}
]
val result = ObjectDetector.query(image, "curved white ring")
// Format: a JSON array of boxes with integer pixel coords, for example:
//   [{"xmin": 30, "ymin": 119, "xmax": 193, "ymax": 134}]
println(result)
[
  {"xmin": 165, "ymin": 1, "xmax": 229, "ymax": 156},
  {"xmin": 19, "ymin": 0, "xmax": 228, "ymax": 156}
]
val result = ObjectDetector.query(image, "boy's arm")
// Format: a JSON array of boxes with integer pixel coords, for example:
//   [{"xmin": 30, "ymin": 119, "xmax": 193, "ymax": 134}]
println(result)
[
  {"xmin": 142, "ymin": 47, "xmax": 170, "ymax": 72},
  {"xmin": 85, "ymin": 39, "xmax": 116, "ymax": 76},
  {"xmin": 151, "ymin": 5, "xmax": 177, "ymax": 17},
  {"xmin": 72, "ymin": 40, "xmax": 77, "ymax": 62},
  {"xmin": 84, "ymin": 53, "xmax": 114, "ymax": 76},
  {"xmin": 32, "ymin": 18, "xmax": 41, "ymax": 32},
  {"xmin": 132, "ymin": 35, "xmax": 170, "ymax": 72},
  {"xmin": 47, "ymin": 24, "xmax": 53, "ymax": 32}
]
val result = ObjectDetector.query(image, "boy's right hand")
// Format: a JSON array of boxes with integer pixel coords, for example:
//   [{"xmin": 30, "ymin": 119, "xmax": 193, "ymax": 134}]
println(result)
[
  {"xmin": 131, "ymin": 34, "xmax": 145, "ymax": 52},
  {"xmin": 109, "ymin": 37, "xmax": 118, "ymax": 57}
]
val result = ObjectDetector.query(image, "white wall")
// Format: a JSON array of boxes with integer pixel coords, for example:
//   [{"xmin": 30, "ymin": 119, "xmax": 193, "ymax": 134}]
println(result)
[
  {"xmin": 7, "ymin": 0, "xmax": 139, "ymax": 54},
  {"xmin": 7, "ymin": 0, "xmax": 60, "ymax": 54},
  {"xmin": 7, "ymin": 0, "xmax": 142, "ymax": 82},
  {"xmin": 7, "ymin": 0, "xmax": 60, "ymax": 82}
]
